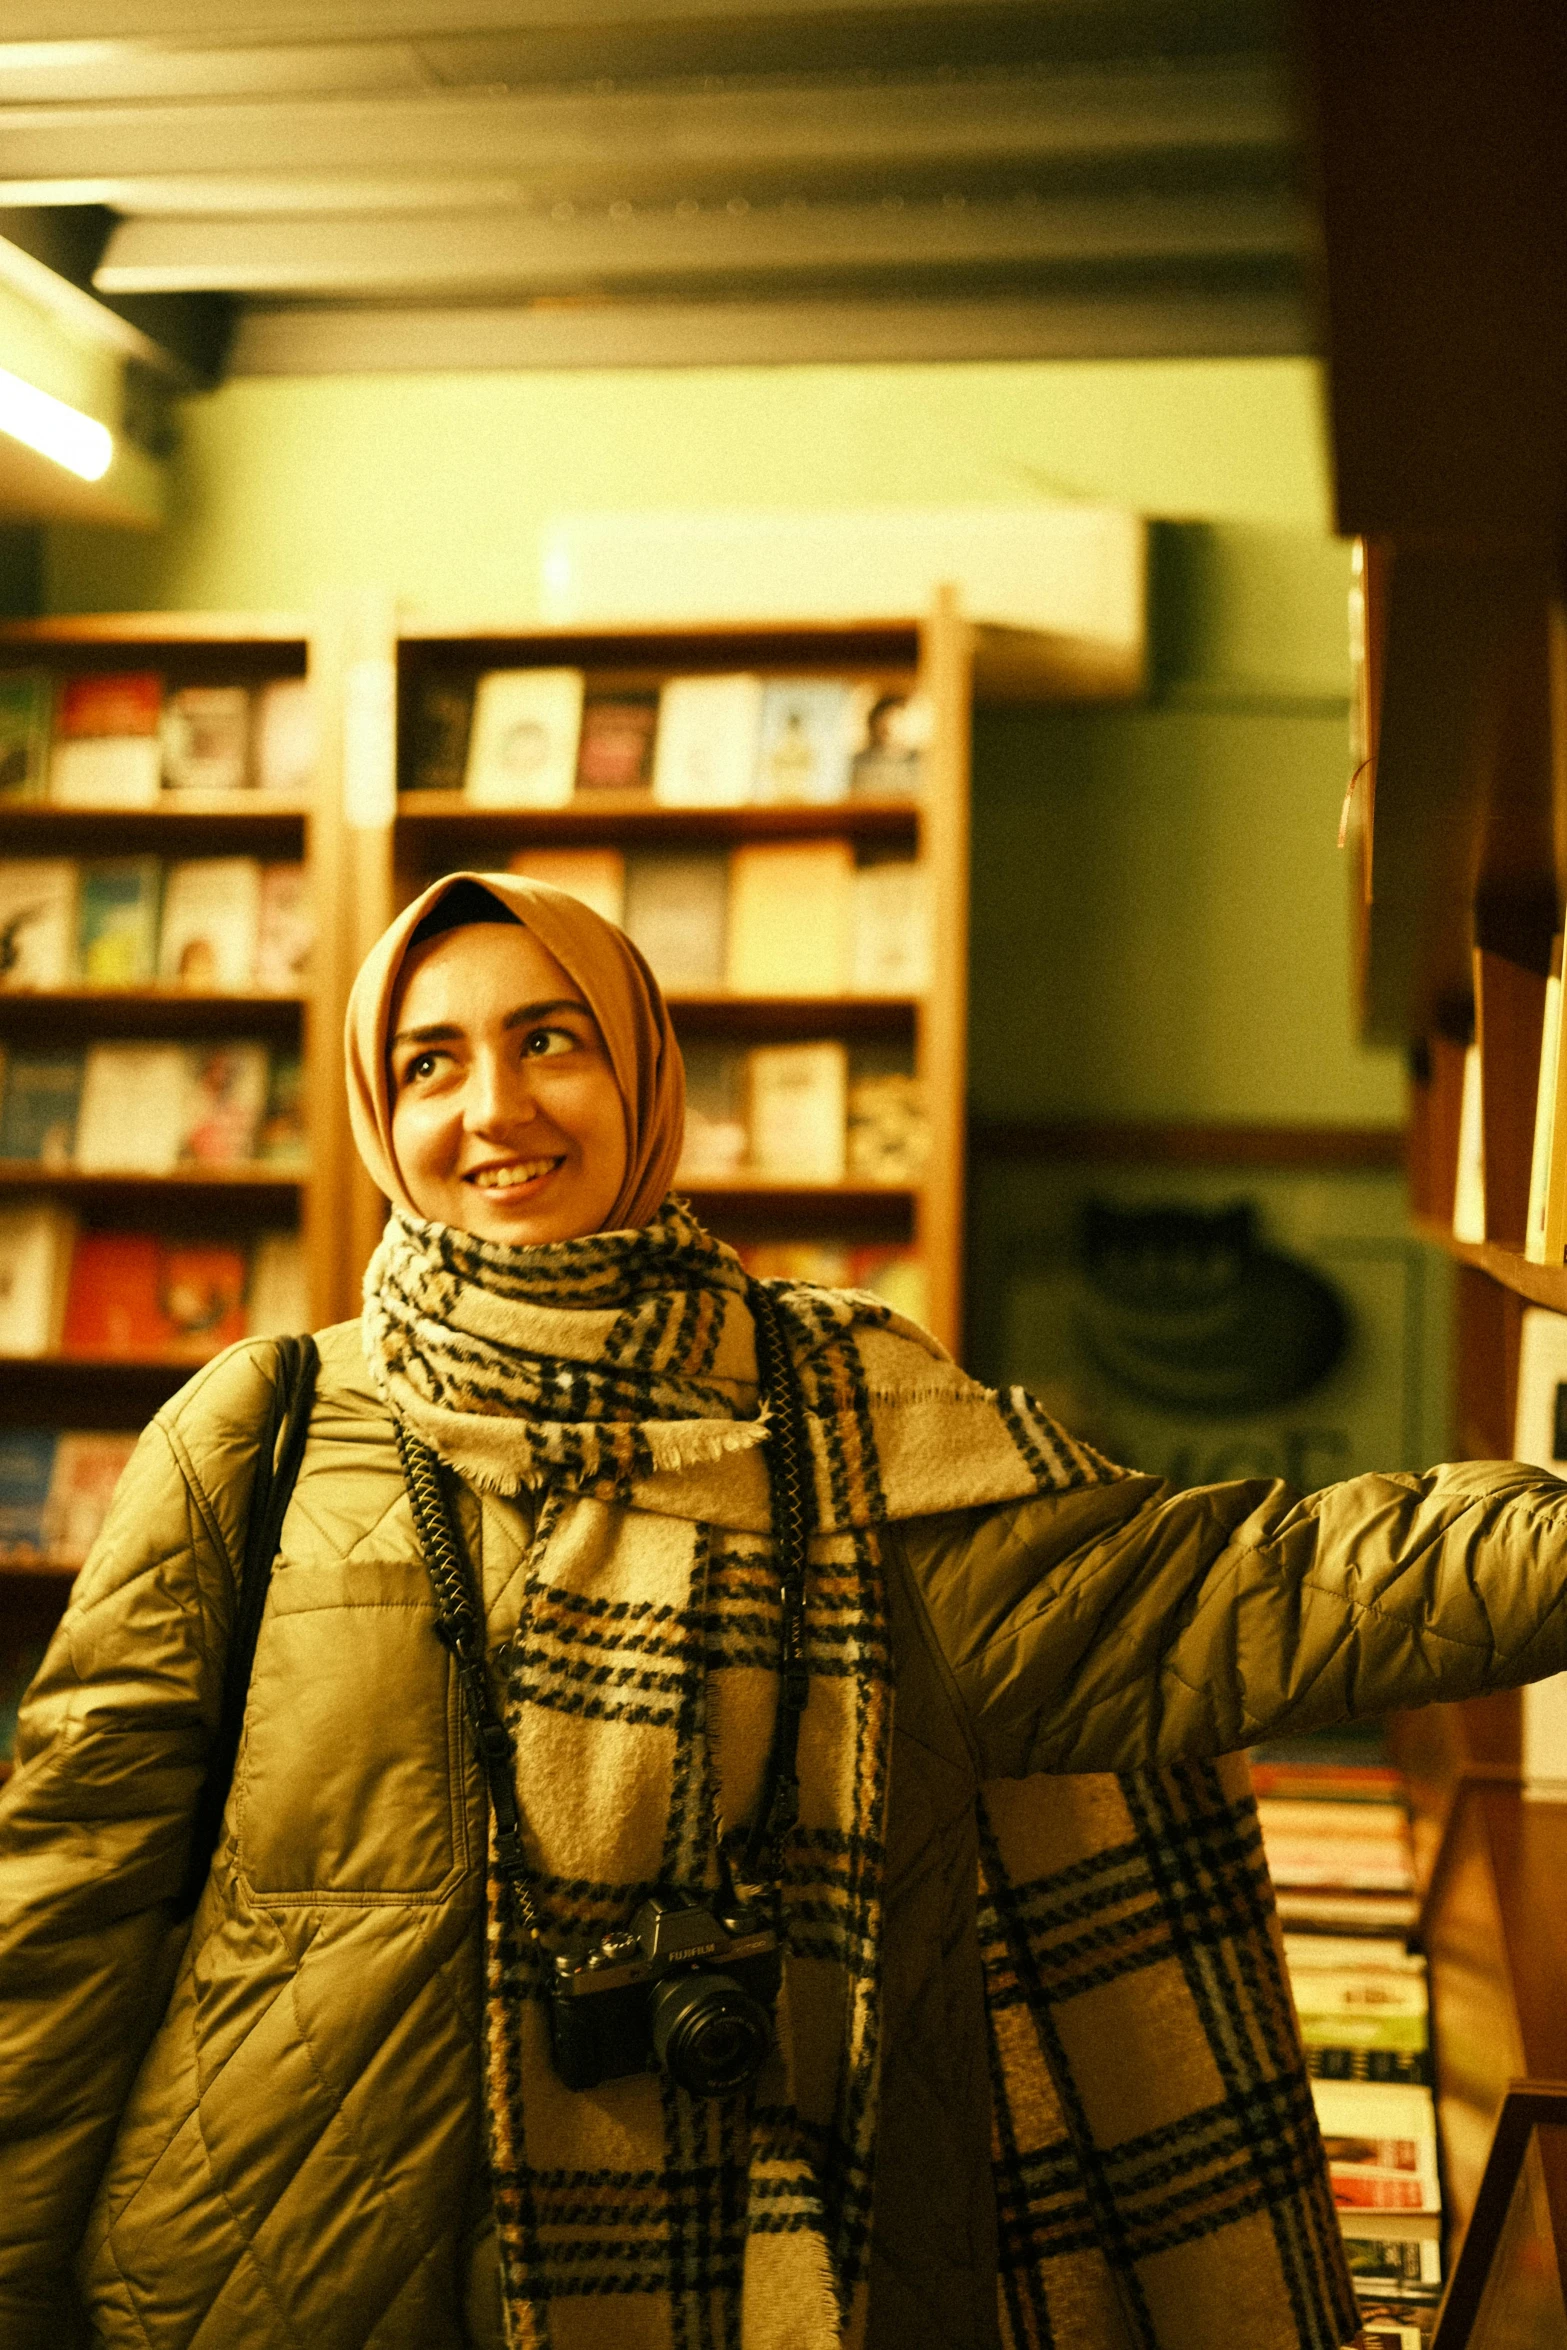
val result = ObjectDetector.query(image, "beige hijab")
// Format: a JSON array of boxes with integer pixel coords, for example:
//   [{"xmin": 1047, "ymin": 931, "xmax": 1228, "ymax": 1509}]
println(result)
[{"xmin": 344, "ymin": 869, "xmax": 685, "ymax": 1233}]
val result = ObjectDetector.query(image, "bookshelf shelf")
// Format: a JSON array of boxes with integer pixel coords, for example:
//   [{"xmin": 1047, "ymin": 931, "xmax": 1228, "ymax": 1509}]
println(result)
[
  {"xmin": 0, "ymin": 803, "xmax": 309, "ymax": 855},
  {"xmin": 1412, "ymin": 1220, "xmax": 1567, "ymax": 1314},
  {"xmin": 0, "ymin": 1356, "xmax": 195, "ymax": 1424},
  {"xmin": 0, "ymin": 1162, "xmax": 303, "ymax": 1196},
  {"xmin": 0, "ymin": 990, "xmax": 305, "ymax": 1038},
  {"xmin": 394, "ymin": 794, "xmax": 920, "ymax": 849},
  {"xmin": 668, "ymin": 994, "xmax": 917, "ymax": 1041}
]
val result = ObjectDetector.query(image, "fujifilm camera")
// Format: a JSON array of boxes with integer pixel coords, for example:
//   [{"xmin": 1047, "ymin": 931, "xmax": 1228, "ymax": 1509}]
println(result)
[{"xmin": 548, "ymin": 1891, "xmax": 782, "ymax": 2098}]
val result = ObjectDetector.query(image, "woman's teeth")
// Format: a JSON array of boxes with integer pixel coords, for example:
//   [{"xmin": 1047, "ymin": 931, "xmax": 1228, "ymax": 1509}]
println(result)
[{"xmin": 469, "ymin": 1158, "xmax": 559, "ymax": 1190}]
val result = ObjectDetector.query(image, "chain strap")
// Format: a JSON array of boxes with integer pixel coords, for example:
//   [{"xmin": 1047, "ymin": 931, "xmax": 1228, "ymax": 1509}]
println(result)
[{"xmin": 394, "ymin": 1278, "xmax": 815, "ymax": 1918}]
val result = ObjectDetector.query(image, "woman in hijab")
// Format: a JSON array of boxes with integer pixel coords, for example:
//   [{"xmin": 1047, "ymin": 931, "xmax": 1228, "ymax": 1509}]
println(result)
[{"xmin": 4, "ymin": 870, "xmax": 1567, "ymax": 2350}]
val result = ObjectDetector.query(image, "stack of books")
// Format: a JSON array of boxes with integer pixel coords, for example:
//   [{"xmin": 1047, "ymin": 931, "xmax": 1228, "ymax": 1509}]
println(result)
[
  {"xmin": 0, "ymin": 1042, "xmax": 303, "ymax": 1175},
  {"xmin": 1252, "ymin": 1731, "xmax": 1441, "ymax": 2343},
  {"xmin": 506, "ymin": 843, "xmax": 930, "ymax": 998},
  {"xmin": 0, "ymin": 1209, "xmax": 305, "ymax": 1361},
  {"xmin": 405, "ymin": 668, "xmax": 929, "ymax": 805},
  {"xmin": 0, "ymin": 858, "xmax": 313, "ymax": 994},
  {"xmin": 679, "ymin": 1042, "xmax": 927, "ymax": 1188},
  {"xmin": 0, "ymin": 670, "xmax": 314, "ymax": 806}
]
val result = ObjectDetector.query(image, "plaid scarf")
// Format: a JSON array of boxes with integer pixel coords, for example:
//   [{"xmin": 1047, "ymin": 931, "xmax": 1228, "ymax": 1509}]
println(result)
[{"xmin": 363, "ymin": 1201, "xmax": 1356, "ymax": 2350}]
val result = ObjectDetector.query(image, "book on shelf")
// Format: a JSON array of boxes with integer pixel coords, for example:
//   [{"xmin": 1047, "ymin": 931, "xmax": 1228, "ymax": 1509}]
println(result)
[
  {"xmin": 46, "ymin": 1431, "xmax": 138, "ymax": 1563},
  {"xmin": 748, "ymin": 1042, "xmax": 848, "ymax": 1182},
  {"xmin": 1311, "ymin": 2078, "xmax": 1441, "ymax": 2222},
  {"xmin": 50, "ymin": 672, "xmax": 162, "ymax": 807},
  {"xmin": 1525, "ymin": 932, "xmax": 1566, "ymax": 1263},
  {"xmin": 575, "ymin": 692, "xmax": 659, "ymax": 793},
  {"xmin": 651, "ymin": 675, "xmax": 764, "ymax": 808},
  {"xmin": 161, "ymin": 685, "xmax": 251, "ymax": 792},
  {"xmin": 507, "ymin": 847, "xmax": 627, "ymax": 927},
  {"xmin": 1451, "ymin": 1039, "xmax": 1485, "ymax": 1243},
  {"xmin": 257, "ymin": 1054, "xmax": 306, "ymax": 1169},
  {"xmin": 76, "ymin": 1043, "xmax": 190, "ymax": 1173},
  {"xmin": 1256, "ymin": 1797, "xmax": 1416, "ymax": 1894},
  {"xmin": 0, "ymin": 1201, "xmax": 74, "ymax": 1355},
  {"xmin": 0, "ymin": 1426, "xmax": 56, "ymax": 1559},
  {"xmin": 464, "ymin": 668, "xmax": 584, "ymax": 807},
  {"xmin": 158, "ymin": 858, "xmax": 263, "ymax": 991},
  {"xmin": 726, "ymin": 841, "xmax": 854, "ymax": 995},
  {"xmin": 255, "ymin": 677, "xmax": 316, "ymax": 795},
  {"xmin": 0, "ymin": 861, "xmax": 76, "ymax": 988},
  {"xmin": 403, "ymin": 672, "xmax": 474, "ymax": 794},
  {"xmin": 846, "ymin": 1064, "xmax": 928, "ymax": 1184},
  {"xmin": 849, "ymin": 687, "xmax": 928, "ymax": 798},
  {"xmin": 0, "ymin": 1049, "xmax": 83, "ymax": 1165},
  {"xmin": 849, "ymin": 1246, "xmax": 929, "ymax": 1327},
  {"xmin": 753, "ymin": 680, "xmax": 855, "ymax": 804},
  {"xmin": 0, "ymin": 671, "xmax": 52, "ymax": 802},
  {"xmin": 623, "ymin": 853, "xmax": 729, "ymax": 991},
  {"xmin": 63, "ymin": 1232, "xmax": 249, "ymax": 1361},
  {"xmin": 254, "ymin": 862, "xmax": 314, "ymax": 993},
  {"xmin": 678, "ymin": 1043, "xmax": 750, "ymax": 1180},
  {"xmin": 850, "ymin": 859, "xmax": 931, "ymax": 995},
  {"xmin": 1512, "ymin": 1304, "xmax": 1567, "ymax": 1472},
  {"xmin": 76, "ymin": 858, "xmax": 162, "ymax": 986},
  {"xmin": 247, "ymin": 1230, "xmax": 308, "ymax": 1335},
  {"xmin": 179, "ymin": 1044, "xmax": 270, "ymax": 1164}
]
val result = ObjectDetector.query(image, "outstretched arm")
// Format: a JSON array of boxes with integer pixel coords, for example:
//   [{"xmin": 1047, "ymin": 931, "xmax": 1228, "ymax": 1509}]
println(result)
[{"xmin": 891, "ymin": 1458, "xmax": 1567, "ymax": 1777}]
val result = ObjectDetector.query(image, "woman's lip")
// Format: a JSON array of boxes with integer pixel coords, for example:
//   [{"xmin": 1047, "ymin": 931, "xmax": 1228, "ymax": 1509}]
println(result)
[{"xmin": 463, "ymin": 1155, "xmax": 565, "ymax": 1194}]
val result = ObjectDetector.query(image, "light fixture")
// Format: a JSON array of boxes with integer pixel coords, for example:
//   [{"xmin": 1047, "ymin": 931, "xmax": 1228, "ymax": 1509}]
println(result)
[{"xmin": 0, "ymin": 366, "xmax": 112, "ymax": 482}]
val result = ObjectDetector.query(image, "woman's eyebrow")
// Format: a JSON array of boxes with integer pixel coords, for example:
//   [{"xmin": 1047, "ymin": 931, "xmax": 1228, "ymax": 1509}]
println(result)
[
  {"xmin": 391, "ymin": 1019, "xmax": 462, "ymax": 1048},
  {"xmin": 502, "ymin": 997, "xmax": 591, "ymax": 1029}
]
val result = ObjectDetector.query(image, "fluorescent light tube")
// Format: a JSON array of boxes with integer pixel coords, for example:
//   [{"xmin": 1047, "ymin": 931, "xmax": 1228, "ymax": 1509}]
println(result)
[{"xmin": 0, "ymin": 367, "xmax": 112, "ymax": 481}]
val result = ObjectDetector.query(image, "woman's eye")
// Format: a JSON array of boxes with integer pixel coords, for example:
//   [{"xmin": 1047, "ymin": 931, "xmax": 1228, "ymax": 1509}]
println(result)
[
  {"xmin": 523, "ymin": 1025, "xmax": 576, "ymax": 1058},
  {"xmin": 402, "ymin": 1049, "xmax": 444, "ymax": 1085}
]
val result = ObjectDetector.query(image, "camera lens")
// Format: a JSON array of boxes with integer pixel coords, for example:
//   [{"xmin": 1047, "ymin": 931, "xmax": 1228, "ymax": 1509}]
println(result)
[{"xmin": 649, "ymin": 1972, "xmax": 772, "ymax": 2098}]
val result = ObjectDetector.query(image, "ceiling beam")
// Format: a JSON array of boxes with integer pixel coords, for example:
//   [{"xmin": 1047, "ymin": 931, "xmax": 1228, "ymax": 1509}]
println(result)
[
  {"xmin": 8, "ymin": 0, "xmax": 1254, "ymax": 40},
  {"xmin": 229, "ymin": 285, "xmax": 1309, "ymax": 371},
  {"xmin": 0, "ymin": 66, "xmax": 1288, "ymax": 195},
  {"xmin": 95, "ymin": 187, "xmax": 1302, "ymax": 296},
  {"xmin": 0, "ymin": 204, "xmax": 232, "ymax": 381}
]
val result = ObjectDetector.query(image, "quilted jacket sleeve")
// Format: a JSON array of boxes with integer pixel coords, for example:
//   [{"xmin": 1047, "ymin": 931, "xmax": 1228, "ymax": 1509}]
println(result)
[
  {"xmin": 892, "ymin": 1458, "xmax": 1567, "ymax": 1778},
  {"xmin": 0, "ymin": 1341, "xmax": 277, "ymax": 2347}
]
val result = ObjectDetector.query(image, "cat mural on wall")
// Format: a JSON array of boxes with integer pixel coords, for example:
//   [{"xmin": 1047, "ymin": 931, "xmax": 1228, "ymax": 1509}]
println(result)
[{"xmin": 1074, "ymin": 1199, "xmax": 1351, "ymax": 1418}]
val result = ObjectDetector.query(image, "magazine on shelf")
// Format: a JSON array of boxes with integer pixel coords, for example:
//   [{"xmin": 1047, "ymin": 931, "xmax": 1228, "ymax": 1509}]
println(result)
[
  {"xmin": 848, "ymin": 687, "xmax": 928, "ymax": 797},
  {"xmin": 257, "ymin": 1054, "xmax": 306, "ymax": 1168},
  {"xmin": 846, "ymin": 1066, "xmax": 928, "ymax": 1184},
  {"xmin": 0, "ymin": 671, "xmax": 52, "ymax": 802},
  {"xmin": 575, "ymin": 692, "xmax": 659, "ymax": 793},
  {"xmin": 76, "ymin": 858, "xmax": 162, "ymax": 986},
  {"xmin": 464, "ymin": 668, "xmax": 584, "ymax": 807},
  {"xmin": 747, "ymin": 1042, "xmax": 847, "ymax": 1182},
  {"xmin": 247, "ymin": 1231, "xmax": 308, "ymax": 1336},
  {"xmin": 0, "ymin": 1050, "xmax": 83, "ymax": 1165},
  {"xmin": 726, "ymin": 841, "xmax": 854, "ymax": 995},
  {"xmin": 50, "ymin": 672, "xmax": 162, "ymax": 807},
  {"xmin": 0, "ymin": 1426, "xmax": 56, "ymax": 1556},
  {"xmin": 752, "ymin": 680, "xmax": 855, "ymax": 804},
  {"xmin": 179, "ymin": 1044, "xmax": 269, "ymax": 1165},
  {"xmin": 0, "ymin": 861, "xmax": 76, "ymax": 988},
  {"xmin": 63, "ymin": 1232, "xmax": 249, "ymax": 1361},
  {"xmin": 75, "ymin": 1044, "xmax": 190, "ymax": 1173},
  {"xmin": 507, "ymin": 847, "xmax": 627, "ymax": 927},
  {"xmin": 677, "ymin": 1043, "xmax": 749, "ymax": 1180},
  {"xmin": 254, "ymin": 863, "xmax": 314, "ymax": 993},
  {"xmin": 850, "ymin": 859, "xmax": 932, "ymax": 994},
  {"xmin": 161, "ymin": 686, "xmax": 251, "ymax": 792},
  {"xmin": 0, "ymin": 1201, "xmax": 74, "ymax": 1355},
  {"xmin": 158, "ymin": 859, "xmax": 263, "ymax": 991},
  {"xmin": 402, "ymin": 673, "xmax": 473, "ymax": 794},
  {"xmin": 255, "ymin": 677, "xmax": 317, "ymax": 795},
  {"xmin": 46, "ymin": 1431, "xmax": 138, "ymax": 1562},
  {"xmin": 622, "ymin": 853, "xmax": 729, "ymax": 991},
  {"xmin": 651, "ymin": 675, "xmax": 763, "ymax": 807}
]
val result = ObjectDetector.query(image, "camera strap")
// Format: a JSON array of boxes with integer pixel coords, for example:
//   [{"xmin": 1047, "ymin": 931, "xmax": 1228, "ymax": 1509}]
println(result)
[{"xmin": 393, "ymin": 1275, "xmax": 814, "ymax": 1917}]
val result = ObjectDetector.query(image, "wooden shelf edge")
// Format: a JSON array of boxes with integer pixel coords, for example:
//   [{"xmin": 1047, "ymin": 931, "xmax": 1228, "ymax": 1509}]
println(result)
[
  {"xmin": 398, "ymin": 612, "xmax": 927, "ymax": 645},
  {"xmin": 0, "ymin": 1162, "xmax": 305, "ymax": 1191},
  {"xmin": 394, "ymin": 790, "xmax": 921, "ymax": 825},
  {"xmin": 0, "ymin": 614, "xmax": 311, "ymax": 645},
  {"xmin": 678, "ymin": 1178, "xmax": 916, "ymax": 1202},
  {"xmin": 0, "ymin": 794, "xmax": 312, "ymax": 820},
  {"xmin": 0, "ymin": 989, "xmax": 306, "ymax": 1011},
  {"xmin": 1413, "ymin": 1216, "xmax": 1567, "ymax": 1310}
]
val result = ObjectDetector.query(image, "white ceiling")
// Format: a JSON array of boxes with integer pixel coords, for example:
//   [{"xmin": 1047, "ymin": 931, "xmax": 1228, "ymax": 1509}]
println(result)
[{"xmin": 0, "ymin": 0, "xmax": 1309, "ymax": 379}]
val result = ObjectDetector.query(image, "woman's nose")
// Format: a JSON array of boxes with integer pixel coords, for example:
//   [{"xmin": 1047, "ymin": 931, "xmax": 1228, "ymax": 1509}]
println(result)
[{"xmin": 465, "ymin": 1049, "xmax": 537, "ymax": 1132}]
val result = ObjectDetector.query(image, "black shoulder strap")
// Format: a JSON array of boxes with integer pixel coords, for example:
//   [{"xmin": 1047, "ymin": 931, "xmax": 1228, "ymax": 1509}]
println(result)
[
  {"xmin": 740, "ymin": 1278, "xmax": 816, "ymax": 1882},
  {"xmin": 173, "ymin": 1332, "xmax": 320, "ymax": 1920}
]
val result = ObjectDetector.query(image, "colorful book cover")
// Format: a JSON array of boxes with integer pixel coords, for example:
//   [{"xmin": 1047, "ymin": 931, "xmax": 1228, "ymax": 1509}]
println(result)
[
  {"xmin": 255, "ymin": 678, "xmax": 316, "ymax": 794},
  {"xmin": 257, "ymin": 1054, "xmax": 306, "ymax": 1169},
  {"xmin": 574, "ymin": 693, "xmax": 659, "ymax": 793},
  {"xmin": 0, "ymin": 1050, "xmax": 83, "ymax": 1164},
  {"xmin": 754, "ymin": 680, "xmax": 854, "ymax": 804},
  {"xmin": 76, "ymin": 858, "xmax": 162, "ymax": 986},
  {"xmin": 0, "ymin": 1201, "xmax": 74, "ymax": 1355},
  {"xmin": 161, "ymin": 685, "xmax": 251, "ymax": 791},
  {"xmin": 747, "ymin": 1042, "xmax": 847, "ymax": 1183},
  {"xmin": 0, "ymin": 1427, "xmax": 57, "ymax": 1558},
  {"xmin": 45, "ymin": 1431, "xmax": 137, "ymax": 1563},
  {"xmin": 254, "ymin": 862, "xmax": 314, "ymax": 993},
  {"xmin": 676, "ymin": 1042, "xmax": 749, "ymax": 1180},
  {"xmin": 622, "ymin": 854, "xmax": 729, "ymax": 991},
  {"xmin": 50, "ymin": 671, "xmax": 163, "ymax": 807},
  {"xmin": 178, "ymin": 1043, "xmax": 269, "ymax": 1165},
  {"xmin": 402, "ymin": 673, "xmax": 473, "ymax": 793},
  {"xmin": 62, "ymin": 1232, "xmax": 247, "ymax": 1362},
  {"xmin": 848, "ymin": 686, "xmax": 928, "ymax": 799},
  {"xmin": 75, "ymin": 1044, "xmax": 189, "ymax": 1173},
  {"xmin": 650, "ymin": 675, "xmax": 763, "ymax": 807},
  {"xmin": 0, "ymin": 671, "xmax": 53, "ymax": 802},
  {"xmin": 726, "ymin": 840, "xmax": 854, "ymax": 994},
  {"xmin": 157, "ymin": 858, "xmax": 263, "ymax": 991},
  {"xmin": 507, "ymin": 848, "xmax": 626, "ymax": 927},
  {"xmin": 463, "ymin": 668, "xmax": 584, "ymax": 807},
  {"xmin": 0, "ymin": 860, "xmax": 76, "ymax": 988},
  {"xmin": 850, "ymin": 860, "xmax": 932, "ymax": 995}
]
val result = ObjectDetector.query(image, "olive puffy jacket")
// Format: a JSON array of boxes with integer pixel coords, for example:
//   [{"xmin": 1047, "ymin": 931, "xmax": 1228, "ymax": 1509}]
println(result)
[{"xmin": 4, "ymin": 1321, "xmax": 1567, "ymax": 2350}]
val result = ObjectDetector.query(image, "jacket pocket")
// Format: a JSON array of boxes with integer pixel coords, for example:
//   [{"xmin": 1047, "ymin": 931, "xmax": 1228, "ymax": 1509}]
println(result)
[{"xmin": 234, "ymin": 1553, "xmax": 469, "ymax": 1902}]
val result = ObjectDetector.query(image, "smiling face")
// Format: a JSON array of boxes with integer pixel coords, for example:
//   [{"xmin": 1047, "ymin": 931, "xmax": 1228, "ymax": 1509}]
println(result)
[{"xmin": 388, "ymin": 921, "xmax": 629, "ymax": 1242}]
